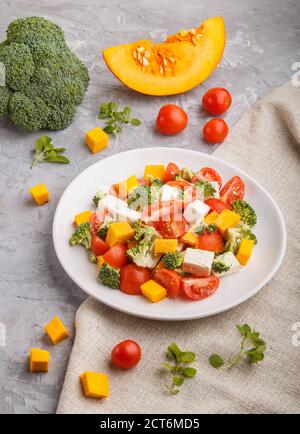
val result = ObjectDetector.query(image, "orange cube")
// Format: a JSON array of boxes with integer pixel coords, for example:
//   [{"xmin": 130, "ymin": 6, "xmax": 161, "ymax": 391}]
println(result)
[
  {"xmin": 45, "ymin": 316, "xmax": 69, "ymax": 345},
  {"xmin": 29, "ymin": 184, "xmax": 50, "ymax": 206},
  {"xmin": 80, "ymin": 371, "xmax": 110, "ymax": 398},
  {"xmin": 29, "ymin": 348, "xmax": 50, "ymax": 372},
  {"xmin": 86, "ymin": 127, "xmax": 108, "ymax": 154}
]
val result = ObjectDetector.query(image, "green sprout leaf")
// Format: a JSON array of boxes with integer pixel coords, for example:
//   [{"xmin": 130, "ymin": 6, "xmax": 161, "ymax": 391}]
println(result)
[
  {"xmin": 31, "ymin": 135, "xmax": 70, "ymax": 168},
  {"xmin": 98, "ymin": 102, "xmax": 141, "ymax": 136}
]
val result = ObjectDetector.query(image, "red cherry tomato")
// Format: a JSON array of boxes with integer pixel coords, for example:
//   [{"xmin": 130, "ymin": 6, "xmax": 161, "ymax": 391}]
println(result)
[
  {"xmin": 220, "ymin": 176, "xmax": 245, "ymax": 205},
  {"xmin": 120, "ymin": 264, "xmax": 151, "ymax": 295},
  {"xmin": 158, "ymin": 218, "xmax": 188, "ymax": 239},
  {"xmin": 164, "ymin": 162, "xmax": 180, "ymax": 182},
  {"xmin": 182, "ymin": 276, "xmax": 220, "ymax": 300},
  {"xmin": 197, "ymin": 230, "xmax": 224, "ymax": 253},
  {"xmin": 203, "ymin": 118, "xmax": 228, "ymax": 144},
  {"xmin": 103, "ymin": 244, "xmax": 128, "ymax": 268},
  {"xmin": 156, "ymin": 104, "xmax": 188, "ymax": 135},
  {"xmin": 90, "ymin": 212, "xmax": 102, "ymax": 234},
  {"xmin": 91, "ymin": 236, "xmax": 110, "ymax": 256},
  {"xmin": 153, "ymin": 269, "xmax": 182, "ymax": 298},
  {"xmin": 166, "ymin": 179, "xmax": 192, "ymax": 189},
  {"xmin": 111, "ymin": 339, "xmax": 141, "ymax": 370},
  {"xmin": 202, "ymin": 88, "xmax": 232, "ymax": 116},
  {"xmin": 192, "ymin": 167, "xmax": 222, "ymax": 189},
  {"xmin": 204, "ymin": 198, "xmax": 231, "ymax": 214}
]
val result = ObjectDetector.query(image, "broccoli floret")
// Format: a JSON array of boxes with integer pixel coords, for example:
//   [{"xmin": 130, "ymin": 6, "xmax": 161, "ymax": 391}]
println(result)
[
  {"xmin": 224, "ymin": 224, "xmax": 257, "ymax": 254},
  {"xmin": 162, "ymin": 251, "xmax": 184, "ymax": 269},
  {"xmin": 178, "ymin": 166, "xmax": 194, "ymax": 182},
  {"xmin": 93, "ymin": 188, "xmax": 108, "ymax": 207},
  {"xmin": 195, "ymin": 223, "xmax": 217, "ymax": 235},
  {"xmin": 69, "ymin": 222, "xmax": 92, "ymax": 250},
  {"xmin": 98, "ymin": 263, "xmax": 120, "ymax": 289},
  {"xmin": 127, "ymin": 221, "xmax": 160, "ymax": 268},
  {"xmin": 0, "ymin": 16, "xmax": 89, "ymax": 132},
  {"xmin": 128, "ymin": 185, "xmax": 159, "ymax": 210},
  {"xmin": 212, "ymin": 261, "xmax": 230, "ymax": 273},
  {"xmin": 195, "ymin": 180, "xmax": 216, "ymax": 199},
  {"xmin": 151, "ymin": 178, "xmax": 164, "ymax": 188},
  {"xmin": 89, "ymin": 254, "xmax": 98, "ymax": 264},
  {"xmin": 232, "ymin": 200, "xmax": 257, "ymax": 228},
  {"xmin": 97, "ymin": 221, "xmax": 111, "ymax": 240}
]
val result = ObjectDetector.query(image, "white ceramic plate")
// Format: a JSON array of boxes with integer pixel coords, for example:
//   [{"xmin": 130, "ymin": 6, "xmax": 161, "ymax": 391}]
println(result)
[{"xmin": 53, "ymin": 147, "xmax": 286, "ymax": 321}]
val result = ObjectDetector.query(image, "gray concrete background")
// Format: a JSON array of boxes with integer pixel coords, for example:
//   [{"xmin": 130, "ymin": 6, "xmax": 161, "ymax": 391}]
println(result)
[{"xmin": 0, "ymin": 0, "xmax": 299, "ymax": 414}]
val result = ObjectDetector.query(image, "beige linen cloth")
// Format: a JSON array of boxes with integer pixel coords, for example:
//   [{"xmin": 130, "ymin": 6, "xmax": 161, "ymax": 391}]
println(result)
[{"xmin": 57, "ymin": 82, "xmax": 300, "ymax": 414}]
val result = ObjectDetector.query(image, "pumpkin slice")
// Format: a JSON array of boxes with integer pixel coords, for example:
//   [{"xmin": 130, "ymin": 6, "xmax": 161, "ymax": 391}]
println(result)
[{"xmin": 102, "ymin": 17, "xmax": 226, "ymax": 96}]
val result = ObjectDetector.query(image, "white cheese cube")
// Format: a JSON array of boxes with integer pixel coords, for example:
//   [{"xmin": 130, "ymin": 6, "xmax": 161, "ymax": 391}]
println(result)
[
  {"xmin": 183, "ymin": 248, "xmax": 214, "ymax": 277},
  {"xmin": 115, "ymin": 207, "xmax": 142, "ymax": 224},
  {"xmin": 183, "ymin": 200, "xmax": 210, "ymax": 224},
  {"xmin": 97, "ymin": 194, "xmax": 128, "ymax": 215},
  {"xmin": 160, "ymin": 185, "xmax": 179, "ymax": 201},
  {"xmin": 212, "ymin": 252, "xmax": 241, "ymax": 277}
]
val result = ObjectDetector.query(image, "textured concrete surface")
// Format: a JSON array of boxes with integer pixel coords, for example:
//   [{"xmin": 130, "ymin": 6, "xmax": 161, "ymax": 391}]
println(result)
[{"xmin": 0, "ymin": 0, "xmax": 299, "ymax": 414}]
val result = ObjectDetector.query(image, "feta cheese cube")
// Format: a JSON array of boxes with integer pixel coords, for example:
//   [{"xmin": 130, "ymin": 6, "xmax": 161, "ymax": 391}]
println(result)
[
  {"xmin": 115, "ymin": 207, "xmax": 142, "ymax": 224},
  {"xmin": 184, "ymin": 200, "xmax": 210, "ymax": 224},
  {"xmin": 183, "ymin": 248, "xmax": 214, "ymax": 277},
  {"xmin": 160, "ymin": 185, "xmax": 179, "ymax": 201},
  {"xmin": 97, "ymin": 194, "xmax": 128, "ymax": 217},
  {"xmin": 212, "ymin": 252, "xmax": 242, "ymax": 276}
]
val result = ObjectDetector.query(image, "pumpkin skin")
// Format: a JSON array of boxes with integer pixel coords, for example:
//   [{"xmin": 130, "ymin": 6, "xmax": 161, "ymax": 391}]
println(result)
[{"xmin": 102, "ymin": 17, "xmax": 226, "ymax": 96}]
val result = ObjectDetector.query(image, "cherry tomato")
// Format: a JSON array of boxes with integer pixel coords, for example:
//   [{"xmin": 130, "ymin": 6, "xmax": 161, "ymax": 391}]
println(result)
[
  {"xmin": 220, "ymin": 176, "xmax": 245, "ymax": 205},
  {"xmin": 192, "ymin": 167, "xmax": 222, "ymax": 189},
  {"xmin": 203, "ymin": 118, "xmax": 228, "ymax": 144},
  {"xmin": 158, "ymin": 218, "xmax": 188, "ymax": 239},
  {"xmin": 120, "ymin": 264, "xmax": 151, "ymax": 296},
  {"xmin": 156, "ymin": 104, "xmax": 188, "ymax": 135},
  {"xmin": 164, "ymin": 162, "xmax": 180, "ymax": 182},
  {"xmin": 182, "ymin": 276, "xmax": 220, "ymax": 300},
  {"xmin": 103, "ymin": 244, "xmax": 128, "ymax": 268},
  {"xmin": 153, "ymin": 269, "xmax": 182, "ymax": 298},
  {"xmin": 90, "ymin": 212, "xmax": 102, "ymax": 234},
  {"xmin": 91, "ymin": 236, "xmax": 110, "ymax": 256},
  {"xmin": 166, "ymin": 179, "xmax": 192, "ymax": 189},
  {"xmin": 204, "ymin": 198, "xmax": 231, "ymax": 214},
  {"xmin": 202, "ymin": 88, "xmax": 232, "ymax": 116},
  {"xmin": 197, "ymin": 230, "xmax": 224, "ymax": 253},
  {"xmin": 111, "ymin": 339, "xmax": 141, "ymax": 370}
]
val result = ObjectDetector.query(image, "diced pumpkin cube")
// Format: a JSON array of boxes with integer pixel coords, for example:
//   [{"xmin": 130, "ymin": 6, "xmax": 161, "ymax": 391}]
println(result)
[
  {"xmin": 105, "ymin": 222, "xmax": 134, "ymax": 247},
  {"xmin": 204, "ymin": 211, "xmax": 219, "ymax": 224},
  {"xmin": 181, "ymin": 232, "xmax": 198, "ymax": 247},
  {"xmin": 29, "ymin": 184, "xmax": 50, "ymax": 206},
  {"xmin": 215, "ymin": 209, "xmax": 241, "ymax": 235},
  {"xmin": 144, "ymin": 165, "xmax": 165, "ymax": 181},
  {"xmin": 236, "ymin": 239, "xmax": 255, "ymax": 266},
  {"xmin": 119, "ymin": 175, "xmax": 139, "ymax": 198},
  {"xmin": 74, "ymin": 210, "xmax": 93, "ymax": 226},
  {"xmin": 97, "ymin": 255, "xmax": 105, "ymax": 268},
  {"xmin": 154, "ymin": 238, "xmax": 178, "ymax": 254},
  {"xmin": 45, "ymin": 316, "xmax": 69, "ymax": 345},
  {"xmin": 141, "ymin": 279, "xmax": 167, "ymax": 303},
  {"xmin": 80, "ymin": 371, "xmax": 110, "ymax": 398},
  {"xmin": 86, "ymin": 127, "xmax": 108, "ymax": 154},
  {"xmin": 29, "ymin": 348, "xmax": 50, "ymax": 372}
]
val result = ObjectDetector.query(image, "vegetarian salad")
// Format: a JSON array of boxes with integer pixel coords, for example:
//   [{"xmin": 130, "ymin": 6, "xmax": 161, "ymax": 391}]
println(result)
[{"xmin": 69, "ymin": 162, "xmax": 257, "ymax": 303}]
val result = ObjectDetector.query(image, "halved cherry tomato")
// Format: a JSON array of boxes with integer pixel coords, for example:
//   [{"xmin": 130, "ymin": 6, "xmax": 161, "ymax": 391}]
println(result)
[
  {"xmin": 202, "ymin": 88, "xmax": 232, "ymax": 116},
  {"xmin": 91, "ymin": 236, "xmax": 110, "ymax": 256},
  {"xmin": 90, "ymin": 212, "xmax": 102, "ymax": 234},
  {"xmin": 166, "ymin": 179, "xmax": 192, "ymax": 189},
  {"xmin": 120, "ymin": 264, "xmax": 151, "ymax": 295},
  {"xmin": 220, "ymin": 176, "xmax": 245, "ymax": 205},
  {"xmin": 156, "ymin": 104, "xmax": 188, "ymax": 135},
  {"xmin": 164, "ymin": 162, "xmax": 180, "ymax": 182},
  {"xmin": 197, "ymin": 230, "xmax": 224, "ymax": 253},
  {"xmin": 103, "ymin": 244, "xmax": 128, "ymax": 268},
  {"xmin": 158, "ymin": 218, "xmax": 188, "ymax": 239},
  {"xmin": 153, "ymin": 269, "xmax": 182, "ymax": 298},
  {"xmin": 182, "ymin": 276, "xmax": 220, "ymax": 300},
  {"xmin": 192, "ymin": 167, "xmax": 222, "ymax": 189},
  {"xmin": 203, "ymin": 118, "xmax": 228, "ymax": 144},
  {"xmin": 111, "ymin": 339, "xmax": 141, "ymax": 370},
  {"xmin": 204, "ymin": 198, "xmax": 231, "ymax": 214}
]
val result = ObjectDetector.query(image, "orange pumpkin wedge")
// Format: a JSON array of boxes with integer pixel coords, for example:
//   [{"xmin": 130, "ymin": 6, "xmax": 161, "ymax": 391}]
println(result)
[{"xmin": 102, "ymin": 17, "xmax": 226, "ymax": 96}]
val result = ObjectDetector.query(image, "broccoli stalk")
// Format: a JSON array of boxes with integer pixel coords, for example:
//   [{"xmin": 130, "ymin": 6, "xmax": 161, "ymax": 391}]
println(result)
[
  {"xmin": 232, "ymin": 200, "xmax": 257, "ymax": 227},
  {"xmin": 0, "ymin": 16, "xmax": 89, "ymax": 132},
  {"xmin": 224, "ymin": 224, "xmax": 257, "ymax": 254},
  {"xmin": 162, "ymin": 251, "xmax": 184, "ymax": 269},
  {"xmin": 69, "ymin": 222, "xmax": 92, "ymax": 250},
  {"xmin": 98, "ymin": 263, "xmax": 120, "ymax": 289}
]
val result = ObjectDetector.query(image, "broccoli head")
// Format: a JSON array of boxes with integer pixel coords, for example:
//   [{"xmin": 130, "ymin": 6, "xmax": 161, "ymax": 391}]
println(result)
[
  {"xmin": 127, "ymin": 220, "xmax": 161, "ymax": 268},
  {"xmin": 162, "ymin": 251, "xmax": 184, "ymax": 269},
  {"xmin": 232, "ymin": 200, "xmax": 257, "ymax": 228},
  {"xmin": 212, "ymin": 261, "xmax": 230, "ymax": 273},
  {"xmin": 69, "ymin": 222, "xmax": 92, "ymax": 250},
  {"xmin": 224, "ymin": 224, "xmax": 257, "ymax": 254},
  {"xmin": 98, "ymin": 263, "xmax": 120, "ymax": 289},
  {"xmin": 0, "ymin": 16, "xmax": 89, "ymax": 132}
]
